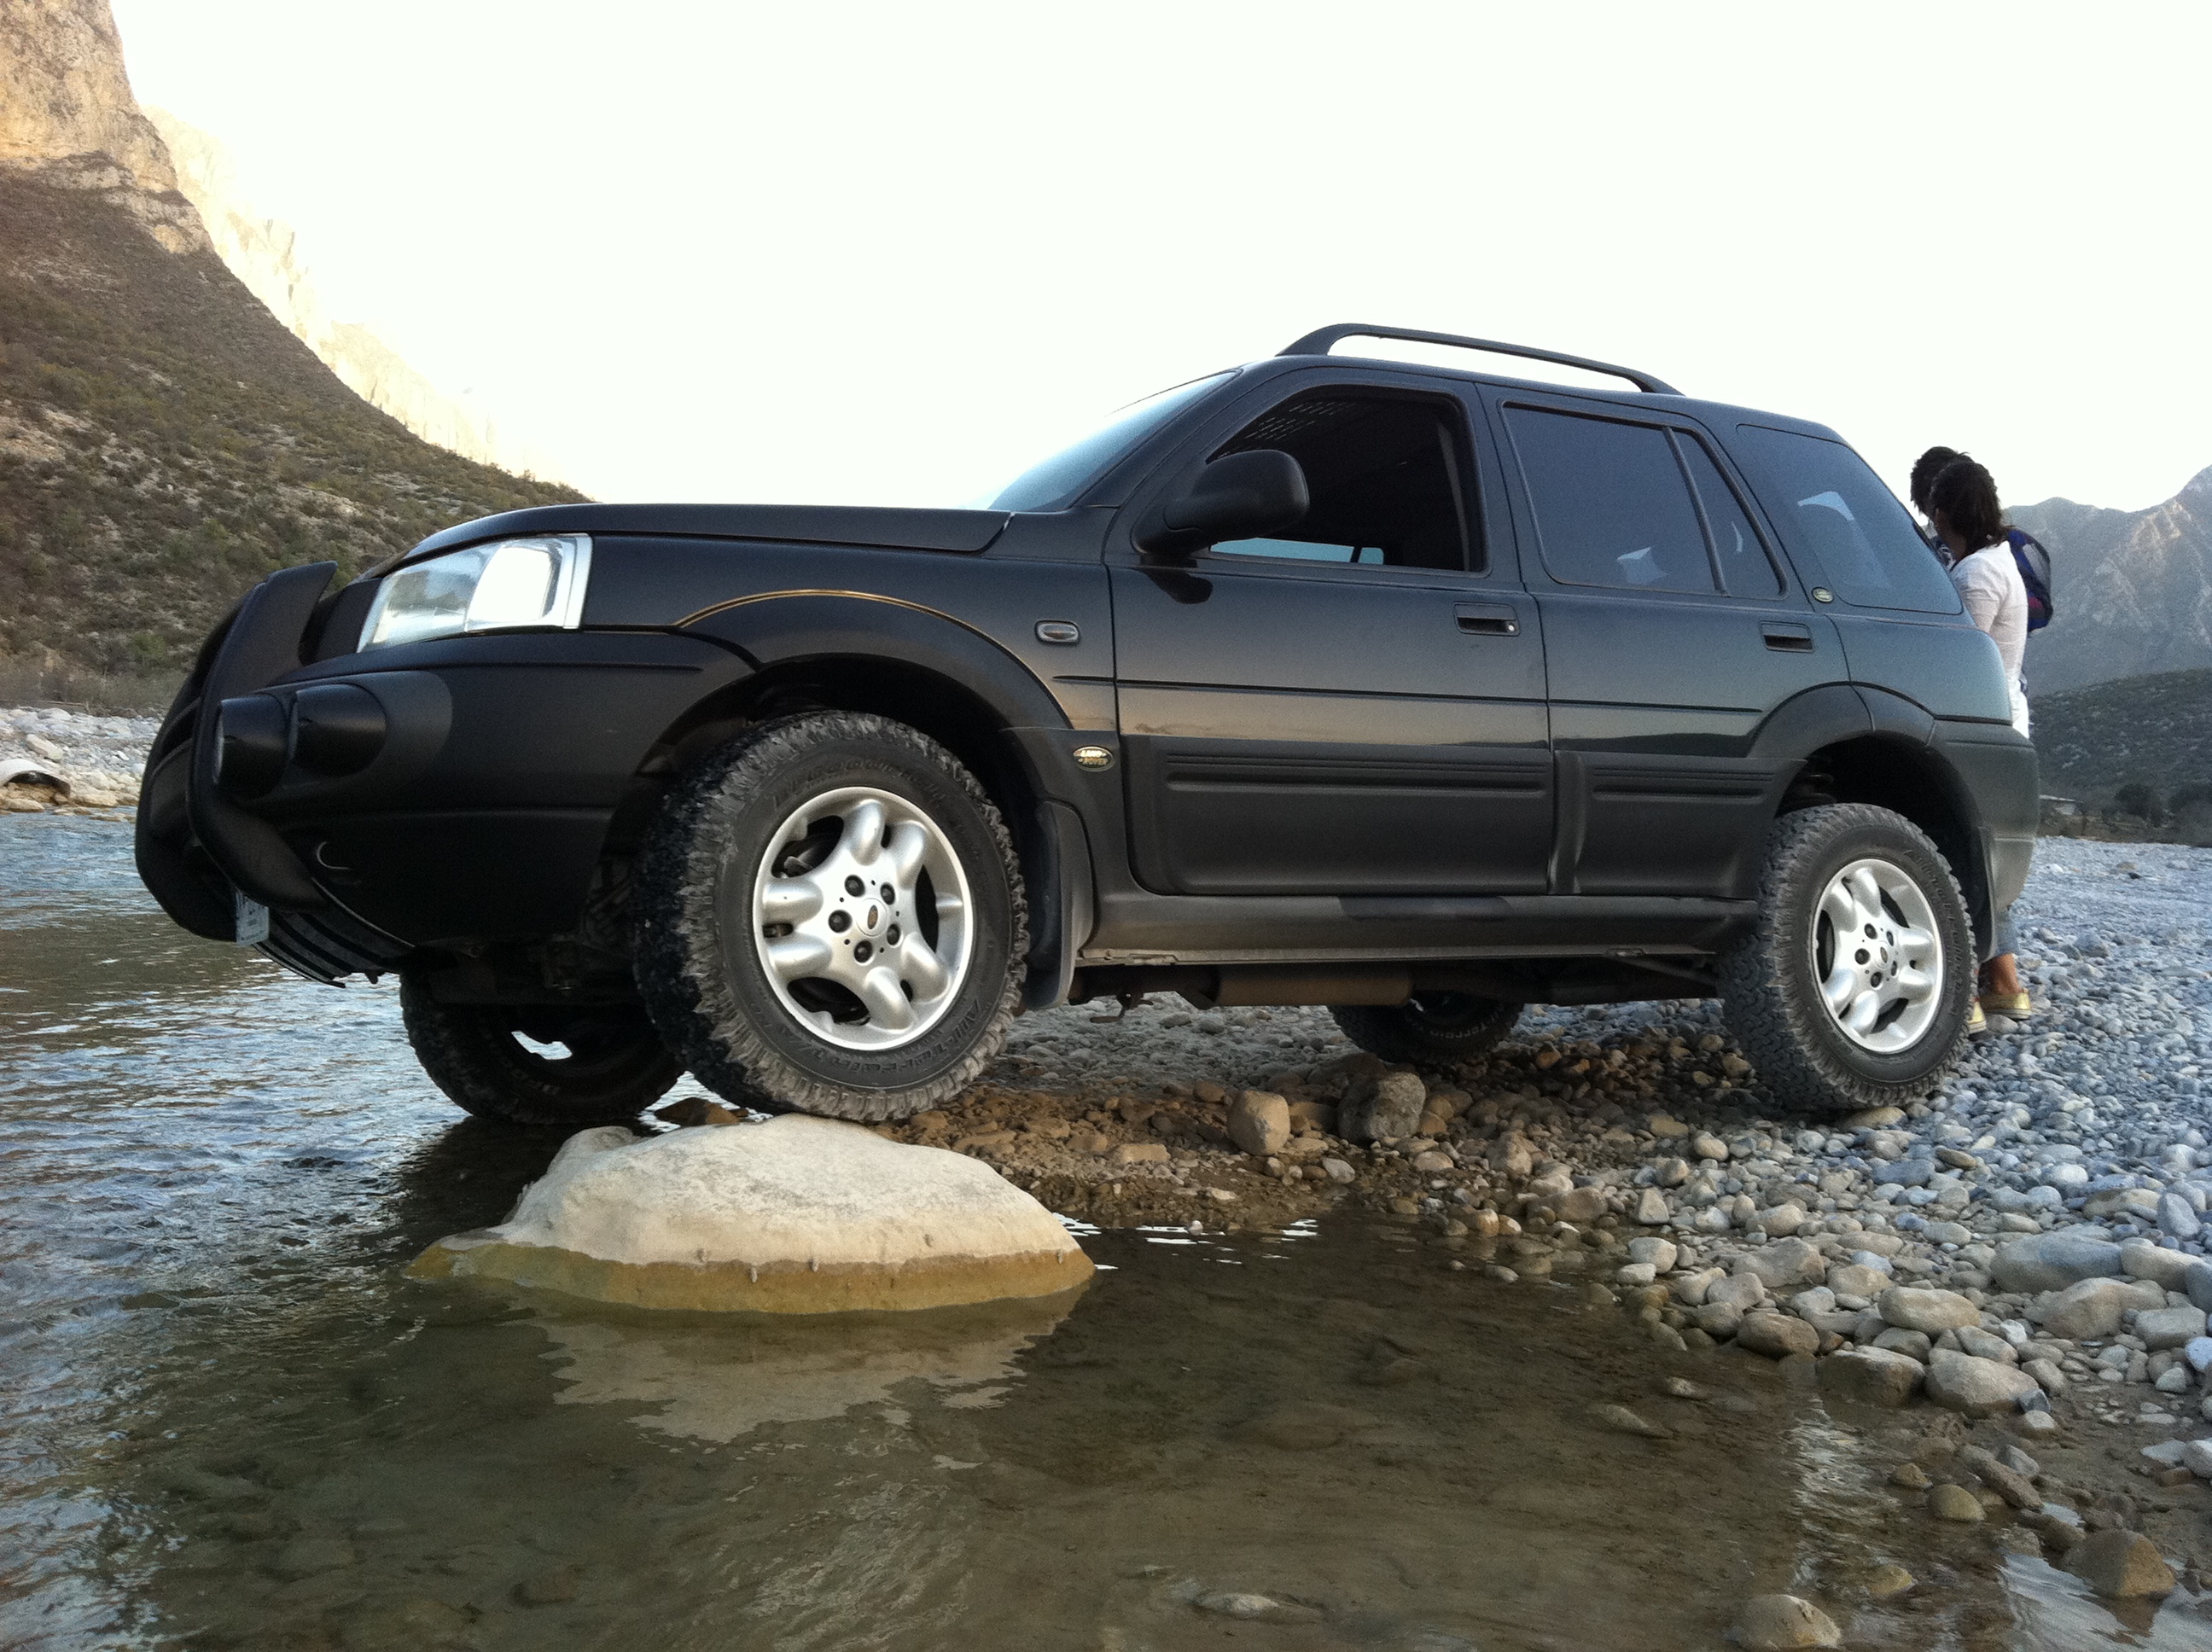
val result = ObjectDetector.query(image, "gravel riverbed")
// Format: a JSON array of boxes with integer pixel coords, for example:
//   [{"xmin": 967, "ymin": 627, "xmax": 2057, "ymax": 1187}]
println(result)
[
  {"xmin": 882, "ymin": 835, "xmax": 2212, "ymax": 1597},
  {"xmin": 0, "ymin": 704, "xmax": 154, "ymax": 811}
]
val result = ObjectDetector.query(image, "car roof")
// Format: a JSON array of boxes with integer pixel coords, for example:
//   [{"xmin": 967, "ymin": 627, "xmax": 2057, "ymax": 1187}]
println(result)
[
  {"xmin": 1064, "ymin": 351, "xmax": 1851, "ymax": 509},
  {"xmin": 1254, "ymin": 350, "xmax": 1847, "ymax": 445}
]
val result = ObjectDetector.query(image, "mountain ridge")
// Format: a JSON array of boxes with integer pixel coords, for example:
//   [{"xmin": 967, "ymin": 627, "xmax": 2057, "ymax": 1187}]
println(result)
[
  {"xmin": 145, "ymin": 109, "xmax": 564, "ymax": 482},
  {"xmin": 2010, "ymin": 465, "xmax": 2212, "ymax": 695}
]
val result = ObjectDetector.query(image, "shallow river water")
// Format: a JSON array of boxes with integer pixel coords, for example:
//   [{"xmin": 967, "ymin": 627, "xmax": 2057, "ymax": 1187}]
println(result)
[{"xmin": 4, "ymin": 817, "xmax": 2209, "ymax": 1651}]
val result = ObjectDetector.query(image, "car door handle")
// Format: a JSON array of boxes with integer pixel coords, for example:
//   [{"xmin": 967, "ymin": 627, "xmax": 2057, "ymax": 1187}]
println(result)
[
  {"xmin": 1456, "ymin": 603, "xmax": 1521, "ymax": 637},
  {"xmin": 1762, "ymin": 623, "xmax": 1815, "ymax": 652}
]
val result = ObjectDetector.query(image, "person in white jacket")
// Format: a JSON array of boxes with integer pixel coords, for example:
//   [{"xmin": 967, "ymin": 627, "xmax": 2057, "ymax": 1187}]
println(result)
[{"xmin": 1927, "ymin": 456, "xmax": 2033, "ymax": 1025}]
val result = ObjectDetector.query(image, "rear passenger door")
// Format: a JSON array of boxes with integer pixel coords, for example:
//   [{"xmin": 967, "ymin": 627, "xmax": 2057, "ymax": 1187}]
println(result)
[{"xmin": 1484, "ymin": 393, "xmax": 1844, "ymax": 899}]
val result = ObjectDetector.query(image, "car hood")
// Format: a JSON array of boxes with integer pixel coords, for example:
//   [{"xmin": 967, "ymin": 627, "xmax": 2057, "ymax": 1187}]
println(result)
[{"xmin": 399, "ymin": 503, "xmax": 1011, "ymax": 566}]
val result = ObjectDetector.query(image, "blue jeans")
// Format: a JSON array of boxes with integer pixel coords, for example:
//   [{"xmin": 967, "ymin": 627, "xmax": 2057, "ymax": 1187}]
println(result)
[{"xmin": 1987, "ymin": 905, "xmax": 2017, "ymax": 964}]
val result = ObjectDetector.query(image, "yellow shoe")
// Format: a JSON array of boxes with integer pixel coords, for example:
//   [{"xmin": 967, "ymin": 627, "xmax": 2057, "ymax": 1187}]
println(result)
[
  {"xmin": 1965, "ymin": 1001, "xmax": 1988, "ymax": 1038},
  {"xmin": 1978, "ymin": 991, "xmax": 2033, "ymax": 1020}
]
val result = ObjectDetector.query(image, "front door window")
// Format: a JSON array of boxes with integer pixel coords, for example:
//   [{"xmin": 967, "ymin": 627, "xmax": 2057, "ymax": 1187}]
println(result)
[{"xmin": 1209, "ymin": 393, "xmax": 1475, "ymax": 573}]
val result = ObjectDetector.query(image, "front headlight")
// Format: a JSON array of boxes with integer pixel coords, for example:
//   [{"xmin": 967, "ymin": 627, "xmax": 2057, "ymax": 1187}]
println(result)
[{"xmin": 358, "ymin": 534, "xmax": 592, "ymax": 652}]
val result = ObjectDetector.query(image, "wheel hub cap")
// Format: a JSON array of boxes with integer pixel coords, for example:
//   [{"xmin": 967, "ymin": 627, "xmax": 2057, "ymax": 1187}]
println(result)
[
  {"xmin": 1812, "ymin": 856, "xmax": 1944, "ymax": 1053},
  {"xmin": 745, "ymin": 786, "xmax": 973, "ymax": 1051}
]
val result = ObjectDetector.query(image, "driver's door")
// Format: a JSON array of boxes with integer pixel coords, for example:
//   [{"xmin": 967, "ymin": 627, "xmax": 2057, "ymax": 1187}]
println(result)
[{"xmin": 1112, "ymin": 375, "xmax": 1552, "ymax": 896}]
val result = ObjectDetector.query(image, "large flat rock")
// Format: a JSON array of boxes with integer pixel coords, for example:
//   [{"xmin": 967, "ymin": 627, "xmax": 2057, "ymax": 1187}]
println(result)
[
  {"xmin": 410, "ymin": 1115, "xmax": 1093, "ymax": 1312},
  {"xmin": 1989, "ymin": 1228, "xmax": 2123, "ymax": 1294}
]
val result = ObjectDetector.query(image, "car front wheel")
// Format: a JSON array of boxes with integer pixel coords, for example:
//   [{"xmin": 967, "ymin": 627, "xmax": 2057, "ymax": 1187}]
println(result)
[
  {"xmin": 632, "ymin": 712, "xmax": 1027, "ymax": 1120},
  {"xmin": 1720, "ymin": 802, "xmax": 1973, "ymax": 1114}
]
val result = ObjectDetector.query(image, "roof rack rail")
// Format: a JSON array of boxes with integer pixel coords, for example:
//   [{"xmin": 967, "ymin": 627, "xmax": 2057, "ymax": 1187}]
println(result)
[{"xmin": 1277, "ymin": 323, "xmax": 1679, "ymax": 396}]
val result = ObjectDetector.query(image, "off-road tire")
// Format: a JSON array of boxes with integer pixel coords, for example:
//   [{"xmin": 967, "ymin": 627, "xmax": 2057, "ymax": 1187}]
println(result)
[
  {"xmin": 632, "ymin": 712, "xmax": 1027, "ymax": 1120},
  {"xmin": 1329, "ymin": 994, "xmax": 1523, "ymax": 1067},
  {"xmin": 1720, "ymin": 803, "xmax": 1973, "ymax": 1115},
  {"xmin": 399, "ymin": 974, "xmax": 683, "ymax": 1125}
]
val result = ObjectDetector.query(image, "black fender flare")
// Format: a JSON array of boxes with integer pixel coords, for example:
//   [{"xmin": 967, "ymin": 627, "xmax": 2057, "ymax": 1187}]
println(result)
[
  {"xmin": 1744, "ymin": 683, "xmax": 1995, "ymax": 953},
  {"xmin": 681, "ymin": 593, "xmax": 1099, "ymax": 1005},
  {"xmin": 1743, "ymin": 683, "xmax": 1876, "ymax": 778},
  {"xmin": 1856, "ymin": 685, "xmax": 1938, "ymax": 747},
  {"xmin": 683, "ymin": 590, "xmax": 1075, "ymax": 746},
  {"xmin": 1857, "ymin": 686, "xmax": 1994, "ymax": 948}
]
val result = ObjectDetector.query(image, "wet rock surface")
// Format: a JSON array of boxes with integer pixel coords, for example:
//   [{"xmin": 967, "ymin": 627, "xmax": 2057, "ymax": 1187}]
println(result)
[
  {"xmin": 412, "ymin": 1115, "xmax": 1093, "ymax": 1312},
  {"xmin": 1731, "ymin": 1592, "xmax": 1842, "ymax": 1649}
]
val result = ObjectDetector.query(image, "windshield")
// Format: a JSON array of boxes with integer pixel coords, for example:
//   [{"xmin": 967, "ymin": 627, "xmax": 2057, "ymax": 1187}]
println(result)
[{"xmin": 987, "ymin": 372, "xmax": 1233, "ymax": 510}]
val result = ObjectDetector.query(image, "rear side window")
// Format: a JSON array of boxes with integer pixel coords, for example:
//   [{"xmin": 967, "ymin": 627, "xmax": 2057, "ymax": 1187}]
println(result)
[
  {"xmin": 1732, "ymin": 425, "xmax": 1960, "ymax": 614},
  {"xmin": 1504, "ymin": 407, "xmax": 1713, "ymax": 593},
  {"xmin": 1677, "ymin": 435, "xmax": 1784, "ymax": 596}
]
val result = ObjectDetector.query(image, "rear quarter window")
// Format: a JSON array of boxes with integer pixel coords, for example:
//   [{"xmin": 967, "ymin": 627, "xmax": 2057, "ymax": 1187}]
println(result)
[{"xmin": 1732, "ymin": 425, "xmax": 1960, "ymax": 614}]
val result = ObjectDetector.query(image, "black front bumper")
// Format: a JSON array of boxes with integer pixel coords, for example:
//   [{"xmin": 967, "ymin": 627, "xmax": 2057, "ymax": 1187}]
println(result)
[{"xmin": 137, "ymin": 567, "xmax": 749, "ymax": 980}]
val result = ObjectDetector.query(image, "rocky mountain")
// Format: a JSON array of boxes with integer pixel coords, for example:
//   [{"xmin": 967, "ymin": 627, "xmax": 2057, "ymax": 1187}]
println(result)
[
  {"xmin": 0, "ymin": 0, "xmax": 202, "ymax": 251},
  {"xmin": 2012, "ymin": 467, "xmax": 2212, "ymax": 695},
  {"xmin": 0, "ymin": 0, "xmax": 580, "ymax": 696},
  {"xmin": 147, "ymin": 110, "xmax": 560, "ymax": 482},
  {"xmin": 2030, "ymin": 667, "xmax": 2212, "ymax": 807}
]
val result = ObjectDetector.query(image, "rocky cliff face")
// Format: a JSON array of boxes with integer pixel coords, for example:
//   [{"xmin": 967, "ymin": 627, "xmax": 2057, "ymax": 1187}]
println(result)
[
  {"xmin": 0, "ymin": 0, "xmax": 204, "ymax": 250},
  {"xmin": 2012, "ymin": 468, "xmax": 2212, "ymax": 695},
  {"xmin": 0, "ymin": 165, "xmax": 582, "ymax": 684},
  {"xmin": 2, "ymin": 0, "xmax": 559, "ymax": 479},
  {"xmin": 147, "ymin": 111, "xmax": 557, "ymax": 480},
  {"xmin": 1, "ymin": 0, "xmax": 584, "ymax": 692},
  {"xmin": 0, "ymin": 0, "xmax": 585, "ymax": 688},
  {"xmin": 0, "ymin": 0, "xmax": 169, "ymax": 182}
]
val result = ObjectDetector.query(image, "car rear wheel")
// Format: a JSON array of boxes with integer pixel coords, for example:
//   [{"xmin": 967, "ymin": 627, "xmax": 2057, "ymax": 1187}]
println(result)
[
  {"xmin": 1329, "ymin": 992, "xmax": 1523, "ymax": 1067},
  {"xmin": 1720, "ymin": 802, "xmax": 1973, "ymax": 1114},
  {"xmin": 632, "ymin": 712, "xmax": 1026, "ymax": 1120},
  {"xmin": 399, "ymin": 974, "xmax": 684, "ymax": 1125}
]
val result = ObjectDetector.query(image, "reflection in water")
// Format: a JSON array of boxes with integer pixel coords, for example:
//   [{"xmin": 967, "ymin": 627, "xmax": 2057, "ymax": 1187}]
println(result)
[
  {"xmin": 2002, "ymin": 1554, "xmax": 2212, "ymax": 1649},
  {"xmin": 8, "ymin": 818, "xmax": 2212, "ymax": 1650},
  {"xmin": 538, "ymin": 1293, "xmax": 1083, "ymax": 1444}
]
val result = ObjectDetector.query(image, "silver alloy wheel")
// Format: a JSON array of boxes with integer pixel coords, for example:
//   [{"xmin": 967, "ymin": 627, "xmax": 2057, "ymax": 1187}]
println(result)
[
  {"xmin": 1812, "ymin": 856, "xmax": 1943, "ymax": 1053},
  {"xmin": 746, "ymin": 787, "xmax": 974, "ymax": 1051}
]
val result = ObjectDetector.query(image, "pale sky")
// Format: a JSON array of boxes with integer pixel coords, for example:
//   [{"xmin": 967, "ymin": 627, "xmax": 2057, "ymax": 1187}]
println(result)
[{"xmin": 111, "ymin": 0, "xmax": 2212, "ymax": 515}]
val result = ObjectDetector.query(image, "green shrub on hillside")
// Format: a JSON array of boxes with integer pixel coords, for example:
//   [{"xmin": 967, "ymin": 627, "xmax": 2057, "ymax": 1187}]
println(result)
[{"xmin": 2032, "ymin": 668, "xmax": 2212, "ymax": 806}]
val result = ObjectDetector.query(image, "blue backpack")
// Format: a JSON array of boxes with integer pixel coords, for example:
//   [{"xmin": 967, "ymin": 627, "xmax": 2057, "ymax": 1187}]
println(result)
[{"xmin": 2007, "ymin": 528, "xmax": 2053, "ymax": 631}]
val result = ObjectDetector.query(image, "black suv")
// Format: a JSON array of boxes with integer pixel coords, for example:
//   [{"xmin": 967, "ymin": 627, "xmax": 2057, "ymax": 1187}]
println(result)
[{"xmin": 137, "ymin": 325, "xmax": 2037, "ymax": 1124}]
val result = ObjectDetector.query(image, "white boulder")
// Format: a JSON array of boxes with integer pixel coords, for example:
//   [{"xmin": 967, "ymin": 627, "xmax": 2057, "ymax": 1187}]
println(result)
[{"xmin": 411, "ymin": 1114, "xmax": 1093, "ymax": 1312}]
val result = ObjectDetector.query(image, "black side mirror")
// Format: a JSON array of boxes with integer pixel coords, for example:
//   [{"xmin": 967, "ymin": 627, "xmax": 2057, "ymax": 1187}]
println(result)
[{"xmin": 1133, "ymin": 449, "xmax": 1309, "ymax": 559}]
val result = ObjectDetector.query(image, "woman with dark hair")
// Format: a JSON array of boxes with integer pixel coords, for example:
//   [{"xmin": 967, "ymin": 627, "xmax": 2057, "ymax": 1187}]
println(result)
[
  {"xmin": 1910, "ymin": 445, "xmax": 1965, "ymax": 556},
  {"xmin": 1928, "ymin": 456, "xmax": 2034, "ymax": 1023}
]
